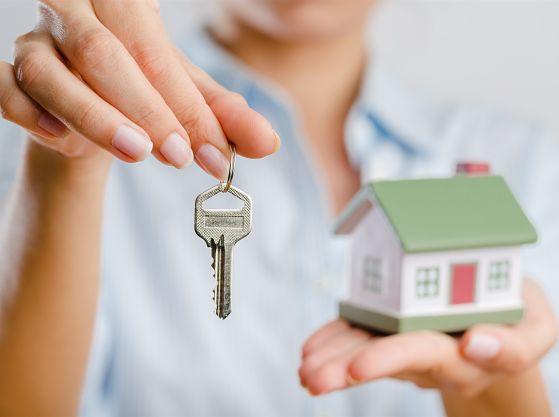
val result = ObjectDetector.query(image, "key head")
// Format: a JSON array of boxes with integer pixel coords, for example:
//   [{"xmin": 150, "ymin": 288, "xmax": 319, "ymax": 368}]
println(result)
[{"xmin": 194, "ymin": 184, "xmax": 252, "ymax": 247}]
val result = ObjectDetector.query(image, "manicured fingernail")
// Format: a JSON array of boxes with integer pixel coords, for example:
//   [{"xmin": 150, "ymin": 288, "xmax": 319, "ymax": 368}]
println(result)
[
  {"xmin": 112, "ymin": 125, "xmax": 153, "ymax": 161},
  {"xmin": 465, "ymin": 334, "xmax": 501, "ymax": 360},
  {"xmin": 159, "ymin": 132, "xmax": 193, "ymax": 169},
  {"xmin": 273, "ymin": 131, "xmax": 281, "ymax": 153},
  {"xmin": 38, "ymin": 112, "xmax": 68, "ymax": 137},
  {"xmin": 195, "ymin": 143, "xmax": 229, "ymax": 181}
]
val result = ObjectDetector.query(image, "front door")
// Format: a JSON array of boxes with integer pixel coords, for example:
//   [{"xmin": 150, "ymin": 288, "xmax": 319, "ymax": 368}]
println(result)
[{"xmin": 451, "ymin": 263, "xmax": 477, "ymax": 304}]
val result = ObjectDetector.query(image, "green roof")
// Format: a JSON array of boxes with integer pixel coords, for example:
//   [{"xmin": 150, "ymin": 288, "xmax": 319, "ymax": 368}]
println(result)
[{"xmin": 336, "ymin": 176, "xmax": 537, "ymax": 253}]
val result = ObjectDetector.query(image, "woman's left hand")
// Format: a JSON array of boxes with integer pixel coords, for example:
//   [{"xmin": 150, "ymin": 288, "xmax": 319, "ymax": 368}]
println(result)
[{"xmin": 299, "ymin": 279, "xmax": 558, "ymax": 397}]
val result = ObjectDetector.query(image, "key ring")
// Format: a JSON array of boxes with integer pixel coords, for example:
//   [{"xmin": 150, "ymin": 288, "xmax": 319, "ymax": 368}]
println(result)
[{"xmin": 220, "ymin": 143, "xmax": 236, "ymax": 193}]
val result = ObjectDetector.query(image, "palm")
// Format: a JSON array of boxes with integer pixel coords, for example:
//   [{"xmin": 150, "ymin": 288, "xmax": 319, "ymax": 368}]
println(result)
[{"xmin": 299, "ymin": 279, "xmax": 557, "ymax": 397}]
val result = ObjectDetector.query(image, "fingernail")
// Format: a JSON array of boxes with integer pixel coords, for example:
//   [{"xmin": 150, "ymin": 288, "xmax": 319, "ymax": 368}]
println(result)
[
  {"xmin": 465, "ymin": 334, "xmax": 501, "ymax": 360},
  {"xmin": 195, "ymin": 143, "xmax": 229, "ymax": 181},
  {"xmin": 38, "ymin": 112, "xmax": 68, "ymax": 137},
  {"xmin": 112, "ymin": 125, "xmax": 153, "ymax": 161},
  {"xmin": 273, "ymin": 131, "xmax": 281, "ymax": 153},
  {"xmin": 159, "ymin": 132, "xmax": 193, "ymax": 169}
]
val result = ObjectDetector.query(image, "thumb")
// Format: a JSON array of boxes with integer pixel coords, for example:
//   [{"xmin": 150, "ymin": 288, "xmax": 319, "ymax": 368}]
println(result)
[
  {"xmin": 461, "ymin": 280, "xmax": 558, "ymax": 374},
  {"xmin": 179, "ymin": 53, "xmax": 281, "ymax": 158},
  {"xmin": 460, "ymin": 325, "xmax": 526, "ymax": 373}
]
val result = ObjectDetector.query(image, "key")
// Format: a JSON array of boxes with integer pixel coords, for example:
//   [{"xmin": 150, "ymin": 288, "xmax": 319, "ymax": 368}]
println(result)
[{"xmin": 194, "ymin": 184, "xmax": 252, "ymax": 319}]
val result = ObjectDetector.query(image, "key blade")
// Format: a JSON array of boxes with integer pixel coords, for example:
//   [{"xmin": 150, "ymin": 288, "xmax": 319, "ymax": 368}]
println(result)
[{"xmin": 214, "ymin": 236, "xmax": 234, "ymax": 320}]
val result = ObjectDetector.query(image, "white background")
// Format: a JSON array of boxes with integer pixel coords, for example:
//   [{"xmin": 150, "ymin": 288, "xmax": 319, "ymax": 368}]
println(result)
[{"xmin": 1, "ymin": 0, "xmax": 558, "ymax": 134}]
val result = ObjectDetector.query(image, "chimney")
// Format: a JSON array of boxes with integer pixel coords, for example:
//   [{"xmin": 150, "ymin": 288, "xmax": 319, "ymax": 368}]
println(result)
[{"xmin": 456, "ymin": 161, "xmax": 491, "ymax": 175}]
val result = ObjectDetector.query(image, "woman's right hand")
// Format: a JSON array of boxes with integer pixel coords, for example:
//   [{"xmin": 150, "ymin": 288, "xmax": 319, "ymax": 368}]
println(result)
[{"xmin": 0, "ymin": 0, "xmax": 280, "ymax": 177}]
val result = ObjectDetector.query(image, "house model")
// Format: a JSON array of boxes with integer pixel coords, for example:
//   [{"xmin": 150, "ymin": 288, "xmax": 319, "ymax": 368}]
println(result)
[{"xmin": 335, "ymin": 164, "xmax": 538, "ymax": 333}]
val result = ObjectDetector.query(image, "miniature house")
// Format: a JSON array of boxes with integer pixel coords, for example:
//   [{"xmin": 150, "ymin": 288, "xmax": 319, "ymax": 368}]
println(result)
[{"xmin": 335, "ymin": 166, "xmax": 538, "ymax": 333}]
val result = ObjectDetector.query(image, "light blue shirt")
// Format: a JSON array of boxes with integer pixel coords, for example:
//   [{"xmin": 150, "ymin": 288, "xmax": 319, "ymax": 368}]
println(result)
[{"xmin": 1, "ymin": 30, "xmax": 558, "ymax": 417}]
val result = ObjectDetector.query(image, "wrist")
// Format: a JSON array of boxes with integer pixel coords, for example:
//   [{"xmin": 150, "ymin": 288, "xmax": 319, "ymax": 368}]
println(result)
[{"xmin": 24, "ymin": 139, "xmax": 112, "ymax": 189}]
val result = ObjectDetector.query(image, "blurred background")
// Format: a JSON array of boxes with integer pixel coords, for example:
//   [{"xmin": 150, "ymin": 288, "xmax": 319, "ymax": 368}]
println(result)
[{"xmin": 1, "ymin": 0, "xmax": 558, "ymax": 134}]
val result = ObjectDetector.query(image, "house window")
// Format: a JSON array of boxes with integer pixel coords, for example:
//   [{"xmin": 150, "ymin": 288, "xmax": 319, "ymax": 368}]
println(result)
[
  {"xmin": 363, "ymin": 256, "xmax": 383, "ymax": 294},
  {"xmin": 488, "ymin": 260, "xmax": 511, "ymax": 291},
  {"xmin": 416, "ymin": 267, "xmax": 440, "ymax": 298}
]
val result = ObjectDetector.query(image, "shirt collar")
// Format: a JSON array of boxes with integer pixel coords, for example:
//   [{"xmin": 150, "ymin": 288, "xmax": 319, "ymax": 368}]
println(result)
[
  {"xmin": 182, "ymin": 29, "xmax": 439, "ymax": 158},
  {"xmin": 355, "ymin": 65, "xmax": 442, "ymax": 157}
]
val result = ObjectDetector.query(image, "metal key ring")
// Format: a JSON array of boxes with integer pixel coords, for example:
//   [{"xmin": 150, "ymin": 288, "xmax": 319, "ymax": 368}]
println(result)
[{"xmin": 220, "ymin": 143, "xmax": 236, "ymax": 193}]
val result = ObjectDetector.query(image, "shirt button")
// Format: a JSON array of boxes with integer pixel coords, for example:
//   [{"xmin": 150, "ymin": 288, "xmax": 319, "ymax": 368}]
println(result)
[{"xmin": 314, "ymin": 275, "xmax": 330, "ymax": 292}]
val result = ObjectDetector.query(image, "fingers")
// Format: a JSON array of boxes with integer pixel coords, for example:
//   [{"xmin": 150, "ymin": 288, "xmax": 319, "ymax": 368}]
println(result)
[
  {"xmin": 37, "ymin": 1, "xmax": 193, "ymax": 169},
  {"xmin": 461, "ymin": 279, "xmax": 559, "ymax": 373},
  {"xmin": 300, "ymin": 327, "xmax": 487, "ymax": 397},
  {"xmin": 301, "ymin": 319, "xmax": 352, "ymax": 358},
  {"xmin": 33, "ymin": 0, "xmax": 279, "ymax": 175},
  {"xmin": 182, "ymin": 57, "xmax": 281, "ymax": 158},
  {"xmin": 90, "ymin": 0, "xmax": 231, "ymax": 178},
  {"xmin": 13, "ymin": 33, "xmax": 152, "ymax": 163},
  {"xmin": 299, "ymin": 327, "xmax": 370, "ymax": 381},
  {"xmin": 299, "ymin": 323, "xmax": 371, "ymax": 395},
  {"xmin": 347, "ymin": 331, "xmax": 457, "ymax": 381},
  {"xmin": 0, "ymin": 61, "xmax": 68, "ymax": 140}
]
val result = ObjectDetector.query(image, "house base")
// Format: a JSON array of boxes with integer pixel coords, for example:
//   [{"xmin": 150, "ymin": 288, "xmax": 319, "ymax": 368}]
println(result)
[{"xmin": 339, "ymin": 301, "xmax": 524, "ymax": 334}]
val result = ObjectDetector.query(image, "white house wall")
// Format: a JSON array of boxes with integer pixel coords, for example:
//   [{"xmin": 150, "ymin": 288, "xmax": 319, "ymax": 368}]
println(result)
[
  {"xmin": 349, "ymin": 206, "xmax": 403, "ymax": 313},
  {"xmin": 401, "ymin": 247, "xmax": 523, "ymax": 317}
]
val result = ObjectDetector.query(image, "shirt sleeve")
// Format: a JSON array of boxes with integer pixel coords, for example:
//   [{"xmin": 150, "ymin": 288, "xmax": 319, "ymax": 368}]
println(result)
[{"xmin": 79, "ymin": 284, "xmax": 116, "ymax": 417}]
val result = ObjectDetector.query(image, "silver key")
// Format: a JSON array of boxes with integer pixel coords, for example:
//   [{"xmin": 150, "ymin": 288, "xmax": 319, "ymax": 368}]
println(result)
[{"xmin": 194, "ymin": 184, "xmax": 252, "ymax": 319}]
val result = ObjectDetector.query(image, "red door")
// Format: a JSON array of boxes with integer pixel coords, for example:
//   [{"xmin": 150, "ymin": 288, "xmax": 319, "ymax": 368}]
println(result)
[{"xmin": 451, "ymin": 264, "xmax": 476, "ymax": 304}]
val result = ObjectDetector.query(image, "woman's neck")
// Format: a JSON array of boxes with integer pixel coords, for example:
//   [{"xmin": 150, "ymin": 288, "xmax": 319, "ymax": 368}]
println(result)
[{"xmin": 210, "ymin": 19, "xmax": 367, "ymax": 138}]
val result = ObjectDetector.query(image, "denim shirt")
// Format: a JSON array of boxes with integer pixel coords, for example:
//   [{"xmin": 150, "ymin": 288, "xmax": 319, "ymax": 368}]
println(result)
[{"xmin": 0, "ymin": 30, "xmax": 558, "ymax": 417}]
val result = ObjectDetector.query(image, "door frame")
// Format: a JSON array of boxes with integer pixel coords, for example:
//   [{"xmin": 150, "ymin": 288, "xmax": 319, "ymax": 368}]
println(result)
[{"xmin": 448, "ymin": 262, "xmax": 478, "ymax": 305}]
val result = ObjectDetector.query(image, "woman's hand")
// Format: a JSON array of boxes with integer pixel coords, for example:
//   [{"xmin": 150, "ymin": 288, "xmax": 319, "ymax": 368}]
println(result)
[
  {"xmin": 0, "ymin": 0, "xmax": 279, "ymax": 177},
  {"xmin": 299, "ymin": 279, "xmax": 558, "ymax": 400}
]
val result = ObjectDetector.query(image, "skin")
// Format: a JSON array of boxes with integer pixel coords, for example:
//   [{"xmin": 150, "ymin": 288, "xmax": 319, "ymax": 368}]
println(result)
[{"xmin": 0, "ymin": 0, "xmax": 556, "ymax": 415}]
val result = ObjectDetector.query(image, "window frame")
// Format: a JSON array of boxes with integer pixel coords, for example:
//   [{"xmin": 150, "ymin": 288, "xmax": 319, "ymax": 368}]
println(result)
[
  {"xmin": 415, "ymin": 266, "xmax": 441, "ymax": 299},
  {"xmin": 362, "ymin": 256, "xmax": 383, "ymax": 295},
  {"xmin": 487, "ymin": 260, "xmax": 511, "ymax": 291}
]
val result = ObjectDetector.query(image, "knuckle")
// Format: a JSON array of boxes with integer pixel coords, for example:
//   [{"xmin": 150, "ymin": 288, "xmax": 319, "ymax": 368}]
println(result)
[
  {"xmin": 132, "ymin": 46, "xmax": 169, "ymax": 84},
  {"xmin": 132, "ymin": 106, "xmax": 160, "ymax": 129},
  {"xmin": 206, "ymin": 90, "xmax": 247, "ymax": 109},
  {"xmin": 72, "ymin": 27, "xmax": 118, "ymax": 69},
  {"xmin": 14, "ymin": 32, "xmax": 35, "ymax": 52},
  {"xmin": 72, "ymin": 101, "xmax": 101, "ymax": 133},
  {"xmin": 174, "ymin": 99, "xmax": 204, "ymax": 132},
  {"xmin": 14, "ymin": 50, "xmax": 50, "ymax": 91},
  {"xmin": 509, "ymin": 350, "xmax": 531, "ymax": 372},
  {"xmin": 225, "ymin": 91, "xmax": 247, "ymax": 106}
]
